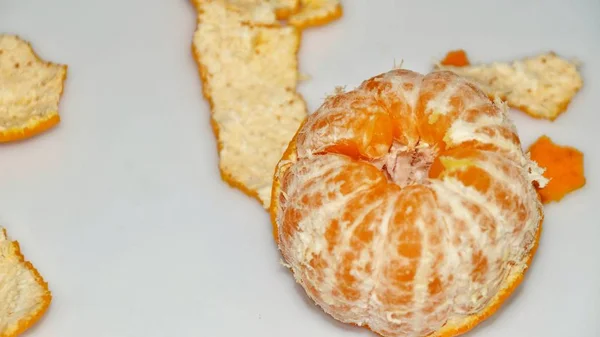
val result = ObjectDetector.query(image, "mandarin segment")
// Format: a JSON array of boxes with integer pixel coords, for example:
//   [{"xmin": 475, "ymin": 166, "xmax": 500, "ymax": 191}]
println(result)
[
  {"xmin": 271, "ymin": 68, "xmax": 546, "ymax": 337},
  {"xmin": 431, "ymin": 148, "xmax": 543, "ymax": 314},
  {"xmin": 0, "ymin": 34, "xmax": 67, "ymax": 142},
  {"xmin": 435, "ymin": 52, "xmax": 583, "ymax": 121},
  {"xmin": 0, "ymin": 228, "xmax": 52, "ymax": 337},
  {"xmin": 369, "ymin": 184, "xmax": 453, "ymax": 336},
  {"xmin": 277, "ymin": 153, "xmax": 394, "ymax": 322},
  {"xmin": 527, "ymin": 135, "xmax": 586, "ymax": 203},
  {"xmin": 358, "ymin": 69, "xmax": 422, "ymax": 147},
  {"xmin": 297, "ymin": 90, "xmax": 393, "ymax": 159}
]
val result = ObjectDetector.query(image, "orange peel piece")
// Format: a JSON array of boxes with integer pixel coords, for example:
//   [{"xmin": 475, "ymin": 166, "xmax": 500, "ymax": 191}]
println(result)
[
  {"xmin": 440, "ymin": 49, "xmax": 470, "ymax": 67},
  {"xmin": 0, "ymin": 34, "xmax": 67, "ymax": 143},
  {"xmin": 288, "ymin": 0, "xmax": 343, "ymax": 29},
  {"xmin": 0, "ymin": 227, "xmax": 52, "ymax": 337},
  {"xmin": 435, "ymin": 51, "xmax": 583, "ymax": 121},
  {"xmin": 191, "ymin": 0, "xmax": 308, "ymax": 208},
  {"xmin": 528, "ymin": 135, "xmax": 586, "ymax": 203}
]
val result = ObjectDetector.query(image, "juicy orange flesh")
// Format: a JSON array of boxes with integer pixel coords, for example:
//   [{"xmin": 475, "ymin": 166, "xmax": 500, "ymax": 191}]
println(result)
[
  {"xmin": 307, "ymin": 90, "xmax": 394, "ymax": 159},
  {"xmin": 276, "ymin": 70, "xmax": 539, "ymax": 336},
  {"xmin": 298, "ymin": 71, "xmax": 497, "ymax": 186}
]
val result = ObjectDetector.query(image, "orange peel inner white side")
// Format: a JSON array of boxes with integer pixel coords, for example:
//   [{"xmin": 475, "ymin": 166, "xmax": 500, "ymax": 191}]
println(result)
[
  {"xmin": 191, "ymin": 0, "xmax": 308, "ymax": 208},
  {"xmin": 0, "ymin": 34, "xmax": 67, "ymax": 142},
  {"xmin": 435, "ymin": 52, "xmax": 583, "ymax": 121},
  {"xmin": 0, "ymin": 227, "xmax": 52, "ymax": 337}
]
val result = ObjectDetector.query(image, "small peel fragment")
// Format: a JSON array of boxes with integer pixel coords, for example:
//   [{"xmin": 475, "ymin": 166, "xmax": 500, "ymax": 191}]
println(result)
[
  {"xmin": 0, "ymin": 34, "xmax": 67, "ymax": 142},
  {"xmin": 440, "ymin": 49, "xmax": 470, "ymax": 67},
  {"xmin": 435, "ymin": 51, "xmax": 583, "ymax": 121},
  {"xmin": 288, "ymin": 0, "xmax": 343, "ymax": 29},
  {"xmin": 528, "ymin": 135, "xmax": 585, "ymax": 204},
  {"xmin": 191, "ymin": 0, "xmax": 307, "ymax": 208},
  {"xmin": 0, "ymin": 227, "xmax": 52, "ymax": 337}
]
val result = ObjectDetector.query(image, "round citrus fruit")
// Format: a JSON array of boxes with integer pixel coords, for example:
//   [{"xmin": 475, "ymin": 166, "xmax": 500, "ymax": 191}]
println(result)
[{"xmin": 270, "ymin": 69, "xmax": 548, "ymax": 337}]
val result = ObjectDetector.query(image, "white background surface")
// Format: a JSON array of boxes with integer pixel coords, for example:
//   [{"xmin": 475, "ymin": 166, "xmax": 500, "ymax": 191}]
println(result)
[{"xmin": 1, "ymin": 0, "xmax": 599, "ymax": 336}]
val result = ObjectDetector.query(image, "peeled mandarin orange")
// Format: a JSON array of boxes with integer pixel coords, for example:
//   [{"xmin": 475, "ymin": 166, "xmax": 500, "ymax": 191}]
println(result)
[{"xmin": 270, "ymin": 69, "xmax": 548, "ymax": 337}]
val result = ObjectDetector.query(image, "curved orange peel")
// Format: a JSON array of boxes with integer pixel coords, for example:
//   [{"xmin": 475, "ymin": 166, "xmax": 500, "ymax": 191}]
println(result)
[
  {"xmin": 440, "ymin": 49, "xmax": 470, "ymax": 67},
  {"xmin": 288, "ymin": 0, "xmax": 343, "ymax": 29},
  {"xmin": 189, "ymin": 0, "xmax": 342, "ymax": 207},
  {"xmin": 191, "ymin": 0, "xmax": 308, "ymax": 208},
  {"xmin": 528, "ymin": 135, "xmax": 586, "ymax": 204},
  {"xmin": 0, "ymin": 227, "xmax": 52, "ymax": 337},
  {"xmin": 435, "ymin": 51, "xmax": 583, "ymax": 121},
  {"xmin": 0, "ymin": 34, "xmax": 67, "ymax": 143}
]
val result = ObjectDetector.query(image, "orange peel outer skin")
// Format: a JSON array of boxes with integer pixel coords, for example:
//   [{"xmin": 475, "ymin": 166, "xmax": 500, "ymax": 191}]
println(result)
[
  {"xmin": 0, "ymin": 114, "xmax": 61, "ymax": 143},
  {"xmin": 440, "ymin": 49, "xmax": 470, "ymax": 67},
  {"xmin": 290, "ymin": 3, "xmax": 343, "ymax": 30},
  {"xmin": 0, "ymin": 229, "xmax": 52, "ymax": 337},
  {"xmin": 528, "ymin": 135, "xmax": 586, "ymax": 203},
  {"xmin": 270, "ymin": 131, "xmax": 544, "ymax": 337}
]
